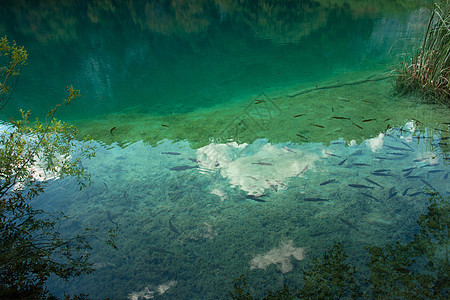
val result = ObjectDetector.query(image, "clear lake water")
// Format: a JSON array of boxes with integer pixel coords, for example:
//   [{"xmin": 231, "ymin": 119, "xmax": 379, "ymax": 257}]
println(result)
[{"xmin": 0, "ymin": 1, "xmax": 448, "ymax": 299}]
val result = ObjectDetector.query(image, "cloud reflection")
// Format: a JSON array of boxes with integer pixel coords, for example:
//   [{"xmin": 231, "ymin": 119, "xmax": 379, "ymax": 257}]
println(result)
[{"xmin": 197, "ymin": 141, "xmax": 319, "ymax": 195}]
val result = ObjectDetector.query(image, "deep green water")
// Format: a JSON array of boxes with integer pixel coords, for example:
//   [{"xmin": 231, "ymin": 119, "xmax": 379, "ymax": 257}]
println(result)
[
  {"xmin": 0, "ymin": 0, "xmax": 430, "ymax": 120},
  {"xmin": 1, "ymin": 1, "xmax": 449, "ymax": 299}
]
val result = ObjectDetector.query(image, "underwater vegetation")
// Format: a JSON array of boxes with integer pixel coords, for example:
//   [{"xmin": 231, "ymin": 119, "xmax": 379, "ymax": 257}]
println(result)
[
  {"xmin": 396, "ymin": 0, "xmax": 450, "ymax": 104},
  {"xmin": 229, "ymin": 191, "xmax": 449, "ymax": 299}
]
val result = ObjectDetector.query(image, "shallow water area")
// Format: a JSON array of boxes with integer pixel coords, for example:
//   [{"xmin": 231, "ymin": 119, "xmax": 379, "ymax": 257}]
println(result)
[
  {"xmin": 0, "ymin": 1, "xmax": 448, "ymax": 299},
  {"xmin": 37, "ymin": 121, "xmax": 449, "ymax": 299}
]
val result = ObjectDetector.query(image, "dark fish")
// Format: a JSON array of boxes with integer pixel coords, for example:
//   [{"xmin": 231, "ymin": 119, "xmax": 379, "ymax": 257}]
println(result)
[
  {"xmin": 428, "ymin": 170, "xmax": 445, "ymax": 173},
  {"xmin": 254, "ymin": 100, "xmax": 265, "ymax": 104},
  {"xmin": 387, "ymin": 191, "xmax": 398, "ymax": 200},
  {"xmin": 403, "ymin": 170, "xmax": 413, "ymax": 177},
  {"xmin": 402, "ymin": 167, "xmax": 416, "ymax": 172},
  {"xmin": 360, "ymin": 192, "xmax": 379, "ymax": 201},
  {"xmin": 313, "ymin": 124, "xmax": 325, "ymax": 128},
  {"xmin": 188, "ymin": 158, "xmax": 200, "ymax": 163},
  {"xmin": 402, "ymin": 187, "xmax": 412, "ymax": 196},
  {"xmin": 420, "ymin": 179, "xmax": 435, "ymax": 190},
  {"xmin": 104, "ymin": 182, "xmax": 108, "ymax": 189},
  {"xmin": 162, "ymin": 152, "xmax": 181, "ymax": 155},
  {"xmin": 294, "ymin": 114, "xmax": 305, "ymax": 118},
  {"xmin": 385, "ymin": 124, "xmax": 391, "ymax": 131},
  {"xmin": 331, "ymin": 141, "xmax": 345, "ymax": 145},
  {"xmin": 421, "ymin": 163, "xmax": 439, "ymax": 168},
  {"xmin": 170, "ymin": 165, "xmax": 197, "ymax": 171},
  {"xmin": 374, "ymin": 169, "xmax": 390, "ymax": 173},
  {"xmin": 296, "ymin": 133, "xmax": 308, "ymax": 139},
  {"xmin": 339, "ymin": 218, "xmax": 359, "ymax": 231},
  {"xmin": 406, "ymin": 176, "xmax": 420, "ymax": 178},
  {"xmin": 387, "ymin": 188, "xmax": 397, "ymax": 200},
  {"xmin": 362, "ymin": 119, "xmax": 376, "ymax": 122},
  {"xmin": 353, "ymin": 163, "xmax": 371, "ymax": 166},
  {"xmin": 110, "ymin": 126, "xmax": 116, "ymax": 134},
  {"xmin": 409, "ymin": 191, "xmax": 424, "ymax": 197},
  {"xmin": 375, "ymin": 157, "xmax": 393, "ymax": 160},
  {"xmin": 304, "ymin": 197, "xmax": 328, "ymax": 202},
  {"xmin": 161, "ymin": 124, "xmax": 170, "ymax": 127},
  {"xmin": 282, "ymin": 147, "xmax": 296, "ymax": 153},
  {"xmin": 298, "ymin": 165, "xmax": 309, "ymax": 175},
  {"xmin": 320, "ymin": 179, "xmax": 336, "ymax": 186},
  {"xmin": 325, "ymin": 153, "xmax": 341, "ymax": 158},
  {"xmin": 338, "ymin": 159, "xmax": 347, "ymax": 166},
  {"xmin": 348, "ymin": 184, "xmax": 374, "ymax": 189},
  {"xmin": 364, "ymin": 177, "xmax": 383, "ymax": 188},
  {"xmin": 386, "ymin": 152, "xmax": 406, "ymax": 156},
  {"xmin": 352, "ymin": 122, "xmax": 363, "ymax": 129},
  {"xmin": 332, "ymin": 116, "xmax": 350, "ymax": 120},
  {"xmin": 247, "ymin": 176, "xmax": 258, "ymax": 181},
  {"xmin": 384, "ymin": 118, "xmax": 391, "ymax": 121},
  {"xmin": 385, "ymin": 145, "xmax": 411, "ymax": 152},
  {"xmin": 400, "ymin": 141, "xmax": 413, "ymax": 150},
  {"xmin": 445, "ymin": 172, "xmax": 449, "ymax": 180},
  {"xmin": 169, "ymin": 216, "xmax": 180, "ymax": 235},
  {"xmin": 245, "ymin": 195, "xmax": 266, "ymax": 202},
  {"xmin": 252, "ymin": 162, "xmax": 272, "ymax": 166},
  {"xmin": 414, "ymin": 158, "xmax": 428, "ymax": 162},
  {"xmin": 371, "ymin": 172, "xmax": 392, "ymax": 177}
]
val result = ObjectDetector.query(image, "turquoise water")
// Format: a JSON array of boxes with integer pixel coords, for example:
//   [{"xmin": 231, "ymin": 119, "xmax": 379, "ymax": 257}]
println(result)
[
  {"xmin": 1, "ymin": 1, "xmax": 449, "ymax": 299},
  {"xmin": 0, "ymin": 1, "xmax": 429, "ymax": 120}
]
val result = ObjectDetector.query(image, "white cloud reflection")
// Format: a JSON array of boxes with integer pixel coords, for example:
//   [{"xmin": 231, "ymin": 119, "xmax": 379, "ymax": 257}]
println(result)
[{"xmin": 197, "ymin": 142, "xmax": 319, "ymax": 196}]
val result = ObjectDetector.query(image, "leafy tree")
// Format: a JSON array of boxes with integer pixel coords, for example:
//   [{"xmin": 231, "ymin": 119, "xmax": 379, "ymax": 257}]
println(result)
[{"xmin": 0, "ymin": 36, "xmax": 96, "ymax": 298}]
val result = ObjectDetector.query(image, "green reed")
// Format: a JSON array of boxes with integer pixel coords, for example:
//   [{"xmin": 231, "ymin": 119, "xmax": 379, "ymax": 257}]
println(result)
[{"xmin": 396, "ymin": 0, "xmax": 450, "ymax": 104}]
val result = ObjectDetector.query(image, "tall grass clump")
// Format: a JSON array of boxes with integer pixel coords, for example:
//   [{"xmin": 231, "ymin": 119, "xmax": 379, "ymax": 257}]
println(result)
[{"xmin": 396, "ymin": 0, "xmax": 450, "ymax": 104}]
